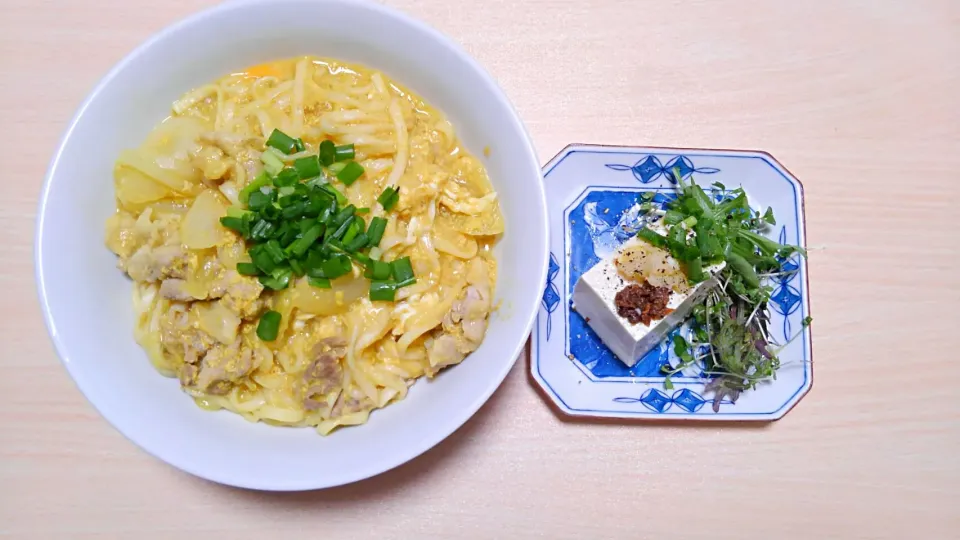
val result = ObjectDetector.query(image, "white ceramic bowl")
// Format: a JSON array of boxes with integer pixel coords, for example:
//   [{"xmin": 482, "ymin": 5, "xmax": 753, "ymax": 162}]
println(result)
[{"xmin": 35, "ymin": 0, "xmax": 547, "ymax": 490}]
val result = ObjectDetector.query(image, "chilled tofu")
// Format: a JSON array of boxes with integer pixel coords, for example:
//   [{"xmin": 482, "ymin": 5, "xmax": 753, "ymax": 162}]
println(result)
[{"xmin": 573, "ymin": 231, "xmax": 723, "ymax": 367}]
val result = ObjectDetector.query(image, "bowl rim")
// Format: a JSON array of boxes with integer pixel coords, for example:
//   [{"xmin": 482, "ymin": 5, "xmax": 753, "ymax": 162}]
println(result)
[{"xmin": 34, "ymin": 0, "xmax": 549, "ymax": 490}]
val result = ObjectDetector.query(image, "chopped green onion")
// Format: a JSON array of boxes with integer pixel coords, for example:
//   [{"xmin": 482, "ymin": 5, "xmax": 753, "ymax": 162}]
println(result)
[
  {"xmin": 260, "ymin": 203, "xmax": 280, "ymax": 220},
  {"xmin": 281, "ymin": 201, "xmax": 308, "ymax": 219},
  {"xmin": 264, "ymin": 240, "xmax": 286, "ymax": 263},
  {"xmin": 288, "ymin": 259, "xmax": 305, "ymax": 277},
  {"xmin": 637, "ymin": 227, "xmax": 668, "ymax": 248},
  {"xmin": 250, "ymin": 219, "xmax": 275, "ymax": 241},
  {"xmin": 259, "ymin": 268, "xmax": 291, "ymax": 290},
  {"xmin": 293, "ymin": 138, "xmax": 305, "ymax": 153},
  {"xmin": 330, "ymin": 205, "xmax": 356, "ymax": 229},
  {"xmin": 341, "ymin": 219, "xmax": 361, "ymax": 245},
  {"xmin": 369, "ymin": 280, "xmax": 397, "ymax": 302},
  {"xmin": 308, "ymin": 276, "xmax": 331, "ymax": 289},
  {"xmin": 330, "ymin": 215, "xmax": 355, "ymax": 241},
  {"xmin": 349, "ymin": 251, "xmax": 371, "ymax": 266},
  {"xmin": 316, "ymin": 204, "xmax": 334, "ymax": 227},
  {"xmin": 286, "ymin": 224, "xmax": 323, "ymax": 257},
  {"xmin": 298, "ymin": 218, "xmax": 318, "ymax": 233},
  {"xmin": 305, "ymin": 175, "xmax": 328, "ymax": 189},
  {"xmin": 328, "ymin": 162, "xmax": 346, "ymax": 175},
  {"xmin": 266, "ymin": 129, "xmax": 298, "ymax": 154},
  {"xmin": 664, "ymin": 210, "xmax": 685, "ymax": 225},
  {"xmin": 365, "ymin": 260, "xmax": 392, "ymax": 281},
  {"xmin": 247, "ymin": 190, "xmax": 272, "ymax": 211},
  {"xmin": 391, "ymin": 257, "xmax": 414, "ymax": 283},
  {"xmin": 304, "ymin": 193, "xmax": 330, "ymax": 217},
  {"xmin": 274, "ymin": 168, "xmax": 299, "ymax": 187},
  {"xmin": 337, "ymin": 161, "xmax": 364, "ymax": 186},
  {"xmin": 250, "ymin": 246, "xmax": 276, "ymax": 273},
  {"xmin": 276, "ymin": 192, "xmax": 297, "ymax": 208},
  {"xmin": 366, "ymin": 217, "xmax": 387, "ymax": 247},
  {"xmin": 396, "ymin": 277, "xmax": 417, "ymax": 288},
  {"xmin": 321, "ymin": 254, "xmax": 352, "ymax": 279},
  {"xmin": 377, "ymin": 186, "xmax": 399, "ymax": 210},
  {"xmin": 226, "ymin": 206, "xmax": 252, "ymax": 219},
  {"xmin": 355, "ymin": 207, "xmax": 370, "ymax": 214},
  {"xmin": 319, "ymin": 140, "xmax": 336, "ymax": 166},
  {"xmin": 236, "ymin": 262, "xmax": 260, "ymax": 276},
  {"xmin": 303, "ymin": 249, "xmax": 324, "ymax": 271},
  {"xmin": 294, "ymin": 155, "xmax": 321, "ymax": 179},
  {"xmin": 320, "ymin": 184, "xmax": 348, "ymax": 206},
  {"xmin": 256, "ymin": 310, "xmax": 282, "ymax": 341},
  {"xmin": 334, "ymin": 144, "xmax": 355, "ymax": 161},
  {"xmin": 219, "ymin": 216, "xmax": 246, "ymax": 235},
  {"xmin": 344, "ymin": 233, "xmax": 369, "ymax": 252},
  {"xmin": 261, "ymin": 147, "xmax": 285, "ymax": 175},
  {"xmin": 240, "ymin": 172, "xmax": 272, "ymax": 203},
  {"xmin": 279, "ymin": 224, "xmax": 299, "ymax": 247}
]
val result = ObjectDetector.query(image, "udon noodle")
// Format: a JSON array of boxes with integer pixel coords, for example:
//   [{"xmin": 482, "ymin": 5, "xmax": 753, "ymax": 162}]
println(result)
[{"xmin": 104, "ymin": 57, "xmax": 502, "ymax": 434}]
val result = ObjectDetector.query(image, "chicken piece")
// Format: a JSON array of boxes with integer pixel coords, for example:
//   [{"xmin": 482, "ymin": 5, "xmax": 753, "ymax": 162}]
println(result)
[
  {"xmin": 179, "ymin": 363, "xmax": 198, "ymax": 386},
  {"xmin": 455, "ymin": 285, "xmax": 491, "ymax": 346},
  {"xmin": 105, "ymin": 212, "xmax": 142, "ymax": 258},
  {"xmin": 301, "ymin": 337, "xmax": 347, "ymax": 411},
  {"xmin": 315, "ymin": 336, "xmax": 348, "ymax": 358},
  {"xmin": 192, "ymin": 145, "xmax": 232, "ymax": 182},
  {"xmin": 439, "ymin": 181, "xmax": 497, "ymax": 215},
  {"xmin": 159, "ymin": 279, "xmax": 196, "ymax": 302},
  {"xmin": 439, "ymin": 284, "xmax": 492, "ymax": 352},
  {"xmin": 157, "ymin": 304, "xmax": 218, "ymax": 368},
  {"xmin": 462, "ymin": 317, "xmax": 487, "ymax": 345},
  {"xmin": 426, "ymin": 334, "xmax": 465, "ymax": 370},
  {"xmin": 329, "ymin": 387, "xmax": 373, "ymax": 419},
  {"xmin": 124, "ymin": 244, "xmax": 189, "ymax": 282},
  {"xmin": 455, "ymin": 285, "xmax": 491, "ymax": 321},
  {"xmin": 161, "ymin": 326, "xmax": 213, "ymax": 367},
  {"xmin": 199, "ymin": 132, "xmax": 263, "ymax": 181},
  {"xmin": 134, "ymin": 210, "xmax": 182, "ymax": 248},
  {"xmin": 397, "ymin": 166, "xmax": 443, "ymax": 216},
  {"xmin": 193, "ymin": 339, "xmax": 254, "ymax": 395},
  {"xmin": 158, "ymin": 265, "xmax": 264, "ymax": 316},
  {"xmin": 215, "ymin": 271, "xmax": 265, "ymax": 319},
  {"xmin": 199, "ymin": 132, "xmax": 260, "ymax": 157}
]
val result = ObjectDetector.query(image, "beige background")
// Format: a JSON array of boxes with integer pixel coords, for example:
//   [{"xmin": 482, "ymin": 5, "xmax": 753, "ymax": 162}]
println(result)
[{"xmin": 2, "ymin": 0, "xmax": 958, "ymax": 538}]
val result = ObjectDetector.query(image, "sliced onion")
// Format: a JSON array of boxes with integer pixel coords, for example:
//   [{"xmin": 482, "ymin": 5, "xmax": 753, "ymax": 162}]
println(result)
[
  {"xmin": 292, "ymin": 275, "xmax": 368, "ymax": 316},
  {"xmin": 181, "ymin": 189, "xmax": 227, "ymax": 249},
  {"xmin": 194, "ymin": 301, "xmax": 241, "ymax": 344}
]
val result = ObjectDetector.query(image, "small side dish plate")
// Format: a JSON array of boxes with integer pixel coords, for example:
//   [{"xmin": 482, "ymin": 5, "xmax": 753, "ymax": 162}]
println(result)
[{"xmin": 531, "ymin": 144, "xmax": 812, "ymax": 421}]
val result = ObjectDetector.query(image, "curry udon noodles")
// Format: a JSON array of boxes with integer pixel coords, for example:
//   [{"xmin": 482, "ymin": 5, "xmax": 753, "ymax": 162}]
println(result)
[{"xmin": 105, "ymin": 56, "xmax": 502, "ymax": 435}]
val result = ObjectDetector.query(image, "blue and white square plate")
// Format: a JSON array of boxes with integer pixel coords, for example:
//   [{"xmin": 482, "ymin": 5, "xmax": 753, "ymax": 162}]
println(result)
[{"xmin": 530, "ymin": 145, "xmax": 813, "ymax": 421}]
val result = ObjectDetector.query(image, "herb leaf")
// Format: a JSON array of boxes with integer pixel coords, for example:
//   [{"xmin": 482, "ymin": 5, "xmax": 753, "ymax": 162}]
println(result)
[{"xmin": 649, "ymin": 168, "xmax": 810, "ymax": 397}]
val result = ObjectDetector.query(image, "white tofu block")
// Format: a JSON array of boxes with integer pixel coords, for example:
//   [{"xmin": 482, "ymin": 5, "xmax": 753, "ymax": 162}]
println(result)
[{"xmin": 572, "ymin": 240, "xmax": 723, "ymax": 367}]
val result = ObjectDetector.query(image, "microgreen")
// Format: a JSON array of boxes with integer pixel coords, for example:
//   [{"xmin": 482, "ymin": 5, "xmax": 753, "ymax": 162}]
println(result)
[{"xmin": 646, "ymin": 168, "xmax": 810, "ymax": 409}]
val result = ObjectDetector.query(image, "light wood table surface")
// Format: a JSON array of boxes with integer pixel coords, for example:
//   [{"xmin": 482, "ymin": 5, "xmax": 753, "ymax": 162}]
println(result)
[{"xmin": 2, "ymin": 1, "xmax": 958, "ymax": 538}]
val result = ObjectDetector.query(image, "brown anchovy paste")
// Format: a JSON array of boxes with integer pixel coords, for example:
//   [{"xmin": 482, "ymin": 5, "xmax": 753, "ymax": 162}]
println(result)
[{"xmin": 614, "ymin": 282, "xmax": 672, "ymax": 326}]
